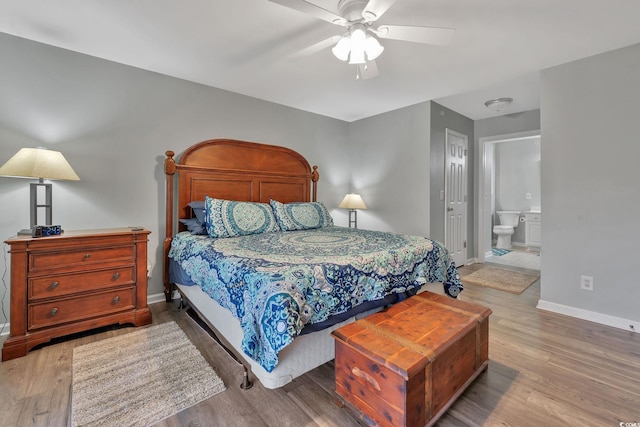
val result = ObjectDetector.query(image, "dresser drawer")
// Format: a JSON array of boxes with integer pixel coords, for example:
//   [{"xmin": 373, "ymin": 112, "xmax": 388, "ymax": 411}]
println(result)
[
  {"xmin": 29, "ymin": 246, "xmax": 135, "ymax": 274},
  {"xmin": 29, "ymin": 267, "xmax": 135, "ymax": 300},
  {"xmin": 28, "ymin": 287, "xmax": 136, "ymax": 330}
]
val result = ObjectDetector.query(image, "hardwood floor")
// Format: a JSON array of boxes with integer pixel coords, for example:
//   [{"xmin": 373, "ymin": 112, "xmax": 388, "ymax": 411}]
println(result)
[{"xmin": 2, "ymin": 264, "xmax": 639, "ymax": 426}]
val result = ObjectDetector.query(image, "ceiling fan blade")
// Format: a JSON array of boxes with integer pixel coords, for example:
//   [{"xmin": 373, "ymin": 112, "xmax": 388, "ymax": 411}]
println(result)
[
  {"xmin": 287, "ymin": 35, "xmax": 341, "ymax": 61},
  {"xmin": 376, "ymin": 25, "xmax": 455, "ymax": 45},
  {"xmin": 357, "ymin": 61, "xmax": 379, "ymax": 80},
  {"xmin": 362, "ymin": 0, "xmax": 397, "ymax": 22},
  {"xmin": 268, "ymin": 0, "xmax": 346, "ymax": 25}
]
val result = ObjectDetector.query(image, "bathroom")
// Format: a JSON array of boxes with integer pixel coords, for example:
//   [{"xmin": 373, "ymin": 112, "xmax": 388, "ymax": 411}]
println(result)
[{"xmin": 489, "ymin": 135, "xmax": 541, "ymax": 270}]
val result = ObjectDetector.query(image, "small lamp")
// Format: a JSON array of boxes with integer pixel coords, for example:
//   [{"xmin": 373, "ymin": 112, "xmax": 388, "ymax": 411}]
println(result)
[
  {"xmin": 339, "ymin": 193, "xmax": 367, "ymax": 228},
  {"xmin": 0, "ymin": 147, "xmax": 80, "ymax": 235}
]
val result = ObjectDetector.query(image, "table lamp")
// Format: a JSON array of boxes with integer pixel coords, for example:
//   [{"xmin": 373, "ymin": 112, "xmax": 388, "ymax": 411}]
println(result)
[
  {"xmin": 339, "ymin": 193, "xmax": 367, "ymax": 228},
  {"xmin": 0, "ymin": 147, "xmax": 80, "ymax": 235}
]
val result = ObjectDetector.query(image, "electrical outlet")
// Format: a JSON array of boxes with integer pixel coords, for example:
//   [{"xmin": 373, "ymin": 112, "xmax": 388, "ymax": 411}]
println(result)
[
  {"xmin": 580, "ymin": 275, "xmax": 594, "ymax": 291},
  {"xmin": 525, "ymin": 192, "xmax": 532, "ymax": 200}
]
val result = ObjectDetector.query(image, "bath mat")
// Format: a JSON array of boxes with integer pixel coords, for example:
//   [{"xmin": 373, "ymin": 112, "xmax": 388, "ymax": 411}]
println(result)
[
  {"xmin": 492, "ymin": 248, "xmax": 512, "ymax": 256},
  {"xmin": 462, "ymin": 266, "xmax": 538, "ymax": 294},
  {"xmin": 71, "ymin": 321, "xmax": 226, "ymax": 427}
]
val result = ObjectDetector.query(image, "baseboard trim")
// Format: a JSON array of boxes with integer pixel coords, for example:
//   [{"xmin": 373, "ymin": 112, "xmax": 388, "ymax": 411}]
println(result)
[
  {"xmin": 147, "ymin": 291, "xmax": 182, "ymax": 305},
  {"xmin": 147, "ymin": 293, "xmax": 165, "ymax": 305},
  {"xmin": 537, "ymin": 299, "xmax": 639, "ymax": 334}
]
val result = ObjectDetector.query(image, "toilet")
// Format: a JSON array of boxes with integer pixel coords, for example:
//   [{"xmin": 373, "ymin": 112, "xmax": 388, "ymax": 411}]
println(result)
[{"xmin": 493, "ymin": 211, "xmax": 521, "ymax": 249}]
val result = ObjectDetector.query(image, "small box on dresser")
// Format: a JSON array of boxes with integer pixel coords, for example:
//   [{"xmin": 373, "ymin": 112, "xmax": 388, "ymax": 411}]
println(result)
[
  {"xmin": 2, "ymin": 227, "xmax": 152, "ymax": 361},
  {"xmin": 331, "ymin": 291, "xmax": 492, "ymax": 427}
]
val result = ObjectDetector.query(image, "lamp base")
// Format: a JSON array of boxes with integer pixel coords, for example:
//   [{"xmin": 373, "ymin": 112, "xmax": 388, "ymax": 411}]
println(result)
[
  {"xmin": 348, "ymin": 209, "xmax": 358, "ymax": 228},
  {"xmin": 17, "ymin": 228, "xmax": 33, "ymax": 236}
]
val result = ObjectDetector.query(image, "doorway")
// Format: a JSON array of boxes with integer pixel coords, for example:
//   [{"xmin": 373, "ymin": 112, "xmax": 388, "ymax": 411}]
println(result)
[{"xmin": 477, "ymin": 130, "xmax": 541, "ymax": 268}]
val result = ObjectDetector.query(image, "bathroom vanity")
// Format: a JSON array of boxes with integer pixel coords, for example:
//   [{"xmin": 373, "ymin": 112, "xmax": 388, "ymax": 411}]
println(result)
[{"xmin": 525, "ymin": 212, "xmax": 542, "ymax": 249}]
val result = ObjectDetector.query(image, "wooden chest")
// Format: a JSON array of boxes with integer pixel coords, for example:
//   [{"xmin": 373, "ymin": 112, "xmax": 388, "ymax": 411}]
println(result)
[{"xmin": 332, "ymin": 291, "xmax": 492, "ymax": 427}]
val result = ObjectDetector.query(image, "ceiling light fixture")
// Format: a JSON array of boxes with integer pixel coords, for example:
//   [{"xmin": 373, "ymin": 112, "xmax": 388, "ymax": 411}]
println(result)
[
  {"xmin": 484, "ymin": 97, "xmax": 514, "ymax": 112},
  {"xmin": 332, "ymin": 24, "xmax": 384, "ymax": 65}
]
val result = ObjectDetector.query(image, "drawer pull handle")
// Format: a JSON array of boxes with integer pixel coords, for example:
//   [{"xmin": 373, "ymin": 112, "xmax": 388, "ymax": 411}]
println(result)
[
  {"xmin": 352, "ymin": 366, "xmax": 381, "ymax": 392},
  {"xmin": 49, "ymin": 281, "xmax": 59, "ymax": 289},
  {"xmin": 50, "ymin": 308, "xmax": 58, "ymax": 316},
  {"xmin": 113, "ymin": 296, "xmax": 120, "ymax": 304},
  {"xmin": 112, "ymin": 272, "xmax": 120, "ymax": 280},
  {"xmin": 83, "ymin": 253, "xmax": 91, "ymax": 259}
]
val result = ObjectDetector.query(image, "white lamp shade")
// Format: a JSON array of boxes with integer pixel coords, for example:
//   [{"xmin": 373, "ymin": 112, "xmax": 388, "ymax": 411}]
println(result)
[
  {"xmin": 0, "ymin": 147, "xmax": 80, "ymax": 181},
  {"xmin": 339, "ymin": 193, "xmax": 367, "ymax": 210},
  {"xmin": 348, "ymin": 48, "xmax": 366, "ymax": 65},
  {"xmin": 332, "ymin": 36, "xmax": 351, "ymax": 61},
  {"xmin": 365, "ymin": 35, "xmax": 384, "ymax": 60},
  {"xmin": 348, "ymin": 27, "xmax": 367, "ymax": 65}
]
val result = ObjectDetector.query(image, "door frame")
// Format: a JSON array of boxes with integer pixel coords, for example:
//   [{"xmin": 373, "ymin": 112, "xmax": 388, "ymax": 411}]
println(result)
[{"xmin": 476, "ymin": 130, "xmax": 540, "ymax": 262}]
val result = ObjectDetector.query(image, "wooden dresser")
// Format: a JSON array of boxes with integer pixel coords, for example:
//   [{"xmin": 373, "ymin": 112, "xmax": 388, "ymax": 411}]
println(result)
[
  {"xmin": 332, "ymin": 291, "xmax": 492, "ymax": 427},
  {"xmin": 2, "ymin": 227, "xmax": 152, "ymax": 361}
]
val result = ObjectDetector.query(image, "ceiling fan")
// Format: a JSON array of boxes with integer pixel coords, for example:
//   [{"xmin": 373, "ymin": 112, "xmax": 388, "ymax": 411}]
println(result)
[{"xmin": 268, "ymin": 0, "xmax": 455, "ymax": 79}]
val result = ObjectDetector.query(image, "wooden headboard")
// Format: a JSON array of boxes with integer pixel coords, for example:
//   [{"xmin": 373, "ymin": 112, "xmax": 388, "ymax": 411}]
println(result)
[{"xmin": 163, "ymin": 138, "xmax": 319, "ymax": 301}]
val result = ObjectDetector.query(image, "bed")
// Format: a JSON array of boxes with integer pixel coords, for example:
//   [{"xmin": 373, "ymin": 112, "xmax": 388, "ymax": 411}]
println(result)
[{"xmin": 163, "ymin": 139, "xmax": 463, "ymax": 389}]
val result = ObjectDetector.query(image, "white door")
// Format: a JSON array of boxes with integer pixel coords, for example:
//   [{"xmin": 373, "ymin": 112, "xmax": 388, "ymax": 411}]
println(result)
[{"xmin": 444, "ymin": 129, "xmax": 468, "ymax": 266}]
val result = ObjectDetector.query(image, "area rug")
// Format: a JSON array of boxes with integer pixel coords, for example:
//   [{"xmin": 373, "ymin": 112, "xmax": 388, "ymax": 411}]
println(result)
[
  {"xmin": 492, "ymin": 248, "xmax": 512, "ymax": 256},
  {"xmin": 462, "ymin": 266, "xmax": 539, "ymax": 294},
  {"xmin": 72, "ymin": 321, "xmax": 226, "ymax": 427}
]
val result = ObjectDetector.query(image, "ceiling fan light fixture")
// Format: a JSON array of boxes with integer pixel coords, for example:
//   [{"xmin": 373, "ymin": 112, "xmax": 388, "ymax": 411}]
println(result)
[
  {"xmin": 484, "ymin": 97, "xmax": 514, "ymax": 112},
  {"xmin": 365, "ymin": 34, "xmax": 384, "ymax": 60},
  {"xmin": 350, "ymin": 26, "xmax": 366, "ymax": 46},
  {"xmin": 348, "ymin": 46, "xmax": 366, "ymax": 64},
  {"xmin": 332, "ymin": 36, "xmax": 351, "ymax": 61},
  {"xmin": 333, "ymin": 24, "xmax": 384, "ymax": 65}
]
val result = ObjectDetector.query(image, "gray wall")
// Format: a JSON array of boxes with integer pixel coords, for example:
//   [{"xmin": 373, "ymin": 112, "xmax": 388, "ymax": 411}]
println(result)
[
  {"xmin": 0, "ymin": 33, "xmax": 350, "ymax": 323},
  {"xmin": 494, "ymin": 138, "xmax": 541, "ymax": 244},
  {"xmin": 430, "ymin": 102, "xmax": 475, "ymax": 256},
  {"xmin": 540, "ymin": 43, "xmax": 640, "ymax": 326},
  {"xmin": 348, "ymin": 102, "xmax": 431, "ymax": 236}
]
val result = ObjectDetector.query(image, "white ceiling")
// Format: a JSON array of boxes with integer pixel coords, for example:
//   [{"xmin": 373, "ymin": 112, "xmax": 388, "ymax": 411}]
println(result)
[{"xmin": 2, "ymin": 0, "xmax": 640, "ymax": 122}]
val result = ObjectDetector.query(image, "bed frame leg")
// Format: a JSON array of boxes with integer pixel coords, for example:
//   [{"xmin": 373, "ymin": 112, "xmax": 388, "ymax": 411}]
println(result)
[
  {"xmin": 240, "ymin": 367, "xmax": 253, "ymax": 390},
  {"xmin": 184, "ymin": 306, "xmax": 255, "ymax": 391}
]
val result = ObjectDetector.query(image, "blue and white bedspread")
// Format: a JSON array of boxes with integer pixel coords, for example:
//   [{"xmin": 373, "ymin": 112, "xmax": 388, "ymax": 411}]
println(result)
[{"xmin": 169, "ymin": 226, "xmax": 462, "ymax": 372}]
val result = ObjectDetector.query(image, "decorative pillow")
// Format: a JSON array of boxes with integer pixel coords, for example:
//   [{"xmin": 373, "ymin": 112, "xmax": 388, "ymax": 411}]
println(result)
[
  {"xmin": 270, "ymin": 200, "xmax": 334, "ymax": 231},
  {"xmin": 179, "ymin": 217, "xmax": 206, "ymax": 235},
  {"xmin": 179, "ymin": 201, "xmax": 207, "ymax": 235},
  {"xmin": 189, "ymin": 201, "xmax": 206, "ymax": 223},
  {"xmin": 205, "ymin": 197, "xmax": 280, "ymax": 238}
]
